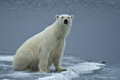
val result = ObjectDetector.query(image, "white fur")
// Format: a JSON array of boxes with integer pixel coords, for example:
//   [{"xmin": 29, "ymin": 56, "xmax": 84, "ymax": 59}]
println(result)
[{"xmin": 13, "ymin": 14, "xmax": 74, "ymax": 73}]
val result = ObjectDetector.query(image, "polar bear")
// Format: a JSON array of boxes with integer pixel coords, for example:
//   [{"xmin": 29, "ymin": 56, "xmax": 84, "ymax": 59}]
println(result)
[{"xmin": 13, "ymin": 14, "xmax": 74, "ymax": 73}]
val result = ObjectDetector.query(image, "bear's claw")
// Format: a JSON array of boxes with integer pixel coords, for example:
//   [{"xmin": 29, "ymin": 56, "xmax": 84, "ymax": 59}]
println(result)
[{"xmin": 56, "ymin": 68, "xmax": 67, "ymax": 72}]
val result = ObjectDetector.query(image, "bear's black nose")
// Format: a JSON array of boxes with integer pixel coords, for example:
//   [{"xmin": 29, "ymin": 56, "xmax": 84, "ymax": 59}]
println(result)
[{"xmin": 64, "ymin": 19, "xmax": 68, "ymax": 24}]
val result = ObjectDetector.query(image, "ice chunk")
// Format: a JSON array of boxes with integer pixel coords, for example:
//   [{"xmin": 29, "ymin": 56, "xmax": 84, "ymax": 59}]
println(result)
[
  {"xmin": 0, "ymin": 55, "xmax": 14, "ymax": 61},
  {"xmin": 37, "ymin": 62, "xmax": 105, "ymax": 80}
]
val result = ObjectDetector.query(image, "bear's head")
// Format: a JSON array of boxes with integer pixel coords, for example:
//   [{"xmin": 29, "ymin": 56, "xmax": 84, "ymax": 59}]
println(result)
[{"xmin": 56, "ymin": 14, "xmax": 74, "ymax": 27}]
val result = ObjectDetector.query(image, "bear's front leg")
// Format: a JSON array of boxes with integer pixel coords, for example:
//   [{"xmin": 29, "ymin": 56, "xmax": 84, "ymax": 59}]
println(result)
[
  {"xmin": 54, "ymin": 55, "xmax": 67, "ymax": 72},
  {"xmin": 38, "ymin": 50, "xmax": 51, "ymax": 73},
  {"xmin": 54, "ymin": 41, "xmax": 67, "ymax": 72}
]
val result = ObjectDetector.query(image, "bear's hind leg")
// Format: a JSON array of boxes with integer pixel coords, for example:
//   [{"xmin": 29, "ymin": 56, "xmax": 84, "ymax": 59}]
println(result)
[{"xmin": 13, "ymin": 51, "xmax": 34, "ymax": 71}]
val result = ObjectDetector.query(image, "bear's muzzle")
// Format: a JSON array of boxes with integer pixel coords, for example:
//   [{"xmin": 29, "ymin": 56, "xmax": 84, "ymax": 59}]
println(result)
[{"xmin": 64, "ymin": 19, "xmax": 68, "ymax": 24}]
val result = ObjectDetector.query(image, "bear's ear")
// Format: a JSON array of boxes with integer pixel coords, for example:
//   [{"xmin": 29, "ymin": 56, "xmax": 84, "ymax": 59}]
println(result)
[
  {"xmin": 71, "ymin": 15, "xmax": 74, "ymax": 19},
  {"xmin": 56, "ymin": 15, "xmax": 59, "ymax": 19}
]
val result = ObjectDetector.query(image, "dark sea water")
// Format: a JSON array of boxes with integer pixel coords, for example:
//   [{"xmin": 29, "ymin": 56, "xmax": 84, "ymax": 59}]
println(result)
[{"xmin": 0, "ymin": 0, "xmax": 120, "ymax": 80}]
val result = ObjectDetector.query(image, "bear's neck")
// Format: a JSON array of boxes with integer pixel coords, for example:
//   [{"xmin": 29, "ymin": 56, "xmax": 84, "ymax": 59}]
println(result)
[{"xmin": 52, "ymin": 20, "xmax": 71, "ymax": 39}]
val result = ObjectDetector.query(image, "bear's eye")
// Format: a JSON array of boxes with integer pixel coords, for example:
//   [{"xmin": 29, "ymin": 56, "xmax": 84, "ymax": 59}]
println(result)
[
  {"xmin": 68, "ymin": 17, "xmax": 70, "ymax": 19},
  {"xmin": 62, "ymin": 16, "xmax": 64, "ymax": 18}
]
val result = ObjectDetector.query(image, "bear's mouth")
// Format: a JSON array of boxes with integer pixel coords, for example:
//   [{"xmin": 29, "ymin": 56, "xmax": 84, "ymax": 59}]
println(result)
[{"xmin": 64, "ymin": 19, "xmax": 68, "ymax": 24}]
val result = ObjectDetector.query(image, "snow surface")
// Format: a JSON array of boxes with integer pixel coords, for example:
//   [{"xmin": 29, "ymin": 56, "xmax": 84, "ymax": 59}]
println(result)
[
  {"xmin": 0, "ymin": 55, "xmax": 13, "ymax": 61},
  {"xmin": 37, "ymin": 62, "xmax": 105, "ymax": 80},
  {"xmin": 0, "ymin": 54, "xmax": 105, "ymax": 80}
]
